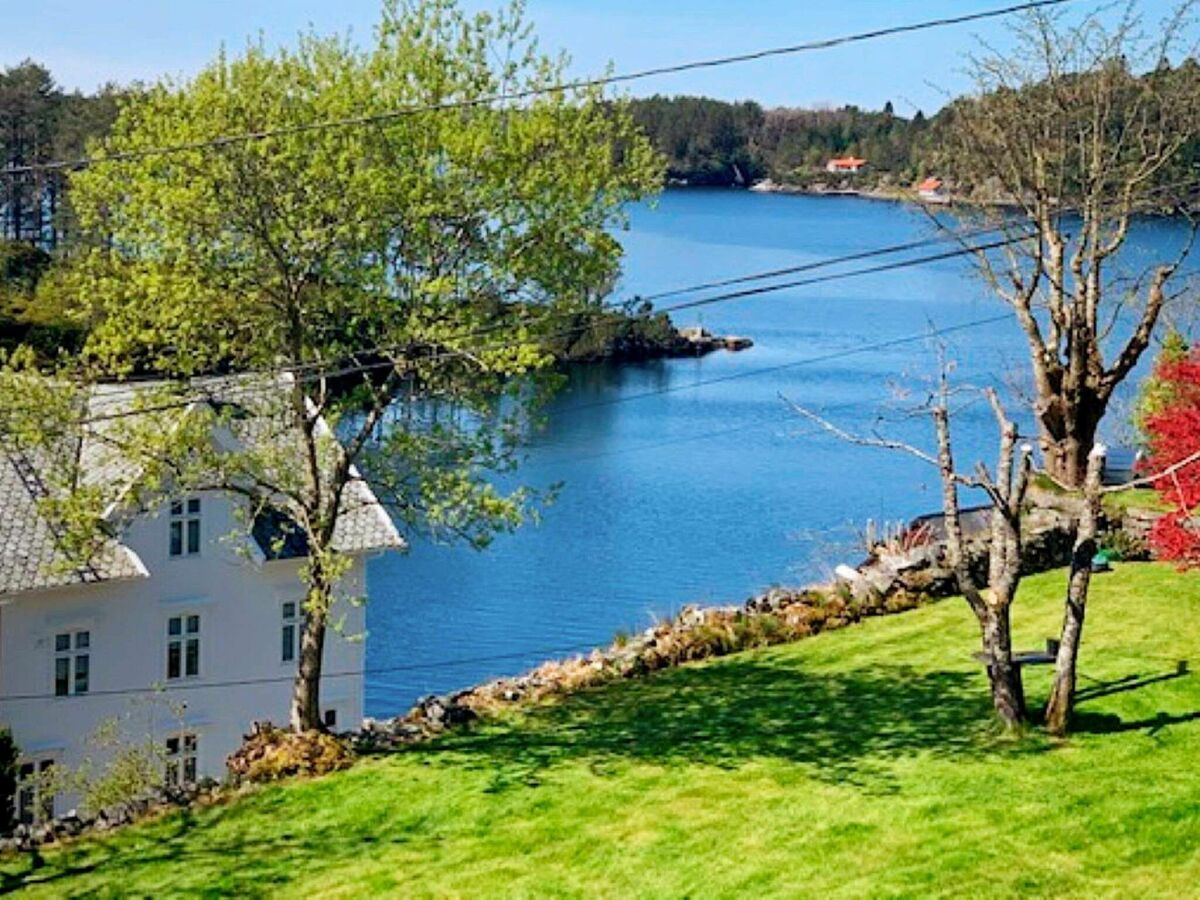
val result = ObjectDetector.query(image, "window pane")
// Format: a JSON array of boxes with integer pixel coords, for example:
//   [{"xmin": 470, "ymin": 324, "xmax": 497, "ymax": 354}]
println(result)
[
  {"xmin": 170, "ymin": 500, "xmax": 183, "ymax": 516},
  {"xmin": 282, "ymin": 602, "xmax": 296, "ymax": 620},
  {"xmin": 323, "ymin": 709, "xmax": 337, "ymax": 729},
  {"xmin": 183, "ymin": 734, "xmax": 197, "ymax": 752},
  {"xmin": 55, "ymin": 657, "xmax": 70, "ymax": 696},
  {"xmin": 186, "ymin": 615, "xmax": 200, "ymax": 635},
  {"xmin": 282, "ymin": 624, "xmax": 294, "ymax": 662},
  {"xmin": 168, "ymin": 617, "xmax": 182, "ymax": 636},
  {"xmin": 183, "ymin": 757, "xmax": 197, "ymax": 784},
  {"xmin": 74, "ymin": 655, "xmax": 89, "ymax": 694},
  {"xmin": 55, "ymin": 633, "xmax": 70, "ymax": 652},
  {"xmin": 17, "ymin": 787, "xmax": 33, "ymax": 824},
  {"xmin": 187, "ymin": 498, "xmax": 201, "ymax": 515},
  {"xmin": 186, "ymin": 519, "xmax": 200, "ymax": 554},
  {"xmin": 167, "ymin": 642, "xmax": 181, "ymax": 679},
  {"xmin": 185, "ymin": 639, "xmax": 199, "ymax": 677},
  {"xmin": 75, "ymin": 631, "xmax": 90, "ymax": 650},
  {"xmin": 169, "ymin": 521, "xmax": 183, "ymax": 556}
]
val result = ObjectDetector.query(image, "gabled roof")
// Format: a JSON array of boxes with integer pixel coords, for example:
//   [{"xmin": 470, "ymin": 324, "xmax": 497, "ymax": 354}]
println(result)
[
  {"xmin": 828, "ymin": 157, "xmax": 868, "ymax": 168},
  {"xmin": 0, "ymin": 375, "xmax": 404, "ymax": 598},
  {"xmin": 0, "ymin": 450, "xmax": 148, "ymax": 595}
]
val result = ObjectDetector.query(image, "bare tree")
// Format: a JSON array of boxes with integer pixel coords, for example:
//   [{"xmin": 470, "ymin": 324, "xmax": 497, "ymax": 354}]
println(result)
[
  {"xmin": 789, "ymin": 370, "xmax": 1034, "ymax": 730},
  {"xmin": 1043, "ymin": 443, "xmax": 1200, "ymax": 734},
  {"xmin": 1044, "ymin": 443, "xmax": 1106, "ymax": 736},
  {"xmin": 938, "ymin": 2, "xmax": 1200, "ymax": 487}
]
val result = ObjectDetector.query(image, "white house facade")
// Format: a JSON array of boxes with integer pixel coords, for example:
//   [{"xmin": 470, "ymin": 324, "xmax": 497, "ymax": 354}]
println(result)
[{"xmin": 0, "ymin": 380, "xmax": 403, "ymax": 823}]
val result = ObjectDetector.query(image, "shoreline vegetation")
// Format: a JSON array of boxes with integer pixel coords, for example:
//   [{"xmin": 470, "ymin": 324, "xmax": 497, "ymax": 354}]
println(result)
[{"xmin": 1, "ymin": 493, "xmax": 1165, "ymax": 854}]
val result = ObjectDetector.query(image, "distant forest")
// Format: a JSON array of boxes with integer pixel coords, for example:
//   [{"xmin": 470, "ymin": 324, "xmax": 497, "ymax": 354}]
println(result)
[
  {"xmin": 0, "ymin": 61, "xmax": 129, "ymax": 248},
  {"xmin": 628, "ymin": 95, "xmax": 943, "ymax": 187}
]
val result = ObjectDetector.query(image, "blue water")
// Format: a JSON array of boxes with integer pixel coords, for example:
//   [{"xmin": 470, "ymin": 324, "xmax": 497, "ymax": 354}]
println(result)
[{"xmin": 363, "ymin": 189, "xmax": 1189, "ymax": 716}]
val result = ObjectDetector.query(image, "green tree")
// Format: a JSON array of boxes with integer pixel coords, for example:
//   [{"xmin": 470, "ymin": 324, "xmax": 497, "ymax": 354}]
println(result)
[{"xmin": 11, "ymin": 0, "xmax": 660, "ymax": 731}]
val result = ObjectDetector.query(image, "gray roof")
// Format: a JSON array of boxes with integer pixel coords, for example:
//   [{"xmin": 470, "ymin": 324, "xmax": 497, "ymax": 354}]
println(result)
[
  {"xmin": 0, "ymin": 376, "xmax": 404, "ymax": 598},
  {"xmin": 0, "ymin": 450, "xmax": 147, "ymax": 595}
]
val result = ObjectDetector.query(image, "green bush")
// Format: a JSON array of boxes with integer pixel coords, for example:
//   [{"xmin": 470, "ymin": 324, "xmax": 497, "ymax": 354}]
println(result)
[{"xmin": 0, "ymin": 729, "xmax": 18, "ymax": 833}]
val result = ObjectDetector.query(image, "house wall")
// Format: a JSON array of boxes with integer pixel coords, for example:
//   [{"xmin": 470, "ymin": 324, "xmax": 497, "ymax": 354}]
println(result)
[{"xmin": 0, "ymin": 490, "xmax": 367, "ymax": 815}]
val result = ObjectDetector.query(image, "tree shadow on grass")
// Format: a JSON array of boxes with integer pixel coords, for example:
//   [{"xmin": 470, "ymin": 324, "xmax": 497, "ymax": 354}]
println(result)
[{"xmin": 427, "ymin": 656, "xmax": 1037, "ymax": 793}]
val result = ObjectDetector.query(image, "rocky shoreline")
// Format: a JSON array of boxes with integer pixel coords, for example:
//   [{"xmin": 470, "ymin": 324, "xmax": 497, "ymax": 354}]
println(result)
[{"xmin": 2, "ymin": 497, "xmax": 1160, "ymax": 854}]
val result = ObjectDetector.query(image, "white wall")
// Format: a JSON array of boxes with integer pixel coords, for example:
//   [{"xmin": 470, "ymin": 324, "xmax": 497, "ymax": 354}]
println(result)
[{"xmin": 0, "ymin": 490, "xmax": 369, "ymax": 814}]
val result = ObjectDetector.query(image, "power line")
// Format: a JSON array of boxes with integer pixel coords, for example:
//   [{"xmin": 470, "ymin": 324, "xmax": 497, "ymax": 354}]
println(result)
[
  {"xmin": 0, "ymin": 0, "xmax": 1077, "ymax": 178},
  {"xmin": 0, "ymin": 642, "xmax": 604, "ymax": 704},
  {"xmin": 635, "ymin": 223, "xmax": 1010, "ymax": 303},
  {"xmin": 545, "ymin": 313, "xmax": 1012, "ymax": 418},
  {"xmin": 59, "ymin": 233, "xmax": 1031, "ymax": 428}
]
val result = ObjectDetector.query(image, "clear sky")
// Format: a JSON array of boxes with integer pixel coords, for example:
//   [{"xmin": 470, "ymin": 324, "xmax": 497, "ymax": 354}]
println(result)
[{"xmin": 2, "ymin": 1, "xmax": 1189, "ymax": 113}]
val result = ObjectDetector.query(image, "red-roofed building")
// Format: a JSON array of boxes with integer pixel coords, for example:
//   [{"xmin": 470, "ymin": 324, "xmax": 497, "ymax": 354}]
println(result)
[
  {"xmin": 825, "ymin": 157, "xmax": 868, "ymax": 174},
  {"xmin": 917, "ymin": 177, "xmax": 946, "ymax": 202}
]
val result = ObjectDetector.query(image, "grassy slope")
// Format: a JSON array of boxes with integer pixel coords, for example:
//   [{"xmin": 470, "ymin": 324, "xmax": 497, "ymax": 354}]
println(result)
[{"xmin": 4, "ymin": 564, "xmax": 1200, "ymax": 898}]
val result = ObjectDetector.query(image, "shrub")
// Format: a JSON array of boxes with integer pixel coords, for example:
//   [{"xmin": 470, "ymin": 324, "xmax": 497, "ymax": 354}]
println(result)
[
  {"xmin": 0, "ymin": 729, "xmax": 17, "ymax": 833},
  {"xmin": 227, "ymin": 725, "xmax": 354, "ymax": 785}
]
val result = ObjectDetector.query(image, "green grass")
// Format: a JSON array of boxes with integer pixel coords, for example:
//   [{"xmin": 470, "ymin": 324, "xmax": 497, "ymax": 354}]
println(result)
[
  {"xmin": 5, "ymin": 564, "xmax": 1200, "ymax": 898},
  {"xmin": 1102, "ymin": 488, "xmax": 1171, "ymax": 517}
]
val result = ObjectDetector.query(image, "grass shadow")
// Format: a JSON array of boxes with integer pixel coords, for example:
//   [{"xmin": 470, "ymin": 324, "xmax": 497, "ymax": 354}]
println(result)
[{"xmin": 427, "ymin": 655, "xmax": 1029, "ymax": 792}]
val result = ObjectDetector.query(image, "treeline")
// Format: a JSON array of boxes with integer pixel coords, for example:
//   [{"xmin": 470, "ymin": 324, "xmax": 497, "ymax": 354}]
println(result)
[
  {"xmin": 1, "ymin": 60, "xmax": 128, "ymax": 248},
  {"xmin": 628, "ymin": 95, "xmax": 942, "ymax": 187}
]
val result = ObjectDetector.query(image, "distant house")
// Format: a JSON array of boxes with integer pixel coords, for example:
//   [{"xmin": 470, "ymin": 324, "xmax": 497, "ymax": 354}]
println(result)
[
  {"xmin": 825, "ymin": 157, "xmax": 868, "ymax": 175},
  {"xmin": 0, "ymin": 377, "xmax": 404, "ymax": 823},
  {"xmin": 917, "ymin": 177, "xmax": 947, "ymax": 202}
]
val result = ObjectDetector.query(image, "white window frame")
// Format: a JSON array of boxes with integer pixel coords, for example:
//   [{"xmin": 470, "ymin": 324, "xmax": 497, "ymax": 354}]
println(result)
[
  {"xmin": 53, "ymin": 628, "xmax": 91, "ymax": 697},
  {"xmin": 168, "ymin": 497, "xmax": 203, "ymax": 558},
  {"xmin": 281, "ymin": 600, "xmax": 301, "ymax": 665},
  {"xmin": 15, "ymin": 758, "xmax": 56, "ymax": 825},
  {"xmin": 165, "ymin": 613, "xmax": 202, "ymax": 680},
  {"xmin": 164, "ymin": 733, "xmax": 199, "ymax": 787}
]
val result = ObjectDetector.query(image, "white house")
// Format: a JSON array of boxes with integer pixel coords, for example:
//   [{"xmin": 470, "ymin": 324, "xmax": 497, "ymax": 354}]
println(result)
[
  {"xmin": 0, "ymin": 378, "xmax": 404, "ymax": 823},
  {"xmin": 917, "ymin": 176, "xmax": 948, "ymax": 203},
  {"xmin": 825, "ymin": 156, "xmax": 868, "ymax": 175}
]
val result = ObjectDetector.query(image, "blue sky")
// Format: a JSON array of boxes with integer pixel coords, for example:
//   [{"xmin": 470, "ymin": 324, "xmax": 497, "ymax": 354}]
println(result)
[{"xmin": 2, "ymin": 1, "xmax": 1188, "ymax": 112}]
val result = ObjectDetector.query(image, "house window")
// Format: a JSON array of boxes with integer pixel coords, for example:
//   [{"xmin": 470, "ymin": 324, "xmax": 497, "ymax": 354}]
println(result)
[
  {"xmin": 323, "ymin": 709, "xmax": 338, "ymax": 730},
  {"xmin": 166, "ymin": 614, "xmax": 200, "ymax": 679},
  {"xmin": 164, "ymin": 734, "xmax": 198, "ymax": 787},
  {"xmin": 169, "ymin": 498, "xmax": 202, "ymax": 557},
  {"xmin": 281, "ymin": 601, "xmax": 300, "ymax": 663},
  {"xmin": 15, "ymin": 760, "xmax": 55, "ymax": 825},
  {"xmin": 54, "ymin": 629, "xmax": 90, "ymax": 696}
]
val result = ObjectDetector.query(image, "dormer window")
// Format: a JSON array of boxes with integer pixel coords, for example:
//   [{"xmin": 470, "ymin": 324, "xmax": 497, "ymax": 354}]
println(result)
[{"xmin": 169, "ymin": 498, "xmax": 202, "ymax": 557}]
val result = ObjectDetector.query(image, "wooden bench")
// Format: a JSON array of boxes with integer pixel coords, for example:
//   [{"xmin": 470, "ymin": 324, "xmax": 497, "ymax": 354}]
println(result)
[{"xmin": 974, "ymin": 638, "xmax": 1060, "ymax": 669}]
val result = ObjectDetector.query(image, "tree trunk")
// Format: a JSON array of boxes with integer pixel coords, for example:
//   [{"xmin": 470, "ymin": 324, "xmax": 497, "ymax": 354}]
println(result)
[
  {"xmin": 1038, "ymin": 392, "xmax": 1104, "ymax": 489},
  {"xmin": 290, "ymin": 585, "xmax": 329, "ymax": 732},
  {"xmin": 980, "ymin": 605, "xmax": 1026, "ymax": 729},
  {"xmin": 1045, "ymin": 445, "xmax": 1106, "ymax": 735}
]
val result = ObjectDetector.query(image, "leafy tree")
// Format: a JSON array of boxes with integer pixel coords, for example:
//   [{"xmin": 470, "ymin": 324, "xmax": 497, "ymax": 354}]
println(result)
[{"xmin": 8, "ymin": 0, "xmax": 661, "ymax": 731}]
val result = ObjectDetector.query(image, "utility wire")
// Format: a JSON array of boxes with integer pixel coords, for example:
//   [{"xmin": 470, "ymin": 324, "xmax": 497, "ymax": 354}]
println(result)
[
  {"xmin": 0, "ymin": 0, "xmax": 1077, "ymax": 178},
  {"xmin": 0, "ymin": 642, "xmax": 604, "ymax": 703},
  {"xmin": 58, "ymin": 233, "xmax": 1032, "ymax": 428}
]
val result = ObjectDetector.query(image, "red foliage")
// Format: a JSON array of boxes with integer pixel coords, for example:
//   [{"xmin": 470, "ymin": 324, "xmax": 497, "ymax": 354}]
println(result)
[{"xmin": 1142, "ymin": 349, "xmax": 1200, "ymax": 567}]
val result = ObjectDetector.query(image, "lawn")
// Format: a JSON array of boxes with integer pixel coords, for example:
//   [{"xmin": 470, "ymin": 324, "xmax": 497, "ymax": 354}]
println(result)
[{"xmin": 4, "ymin": 564, "xmax": 1199, "ymax": 898}]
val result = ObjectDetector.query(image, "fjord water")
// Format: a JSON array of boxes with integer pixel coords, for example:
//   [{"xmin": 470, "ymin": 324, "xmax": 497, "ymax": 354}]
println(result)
[{"xmin": 364, "ymin": 189, "xmax": 1184, "ymax": 716}]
